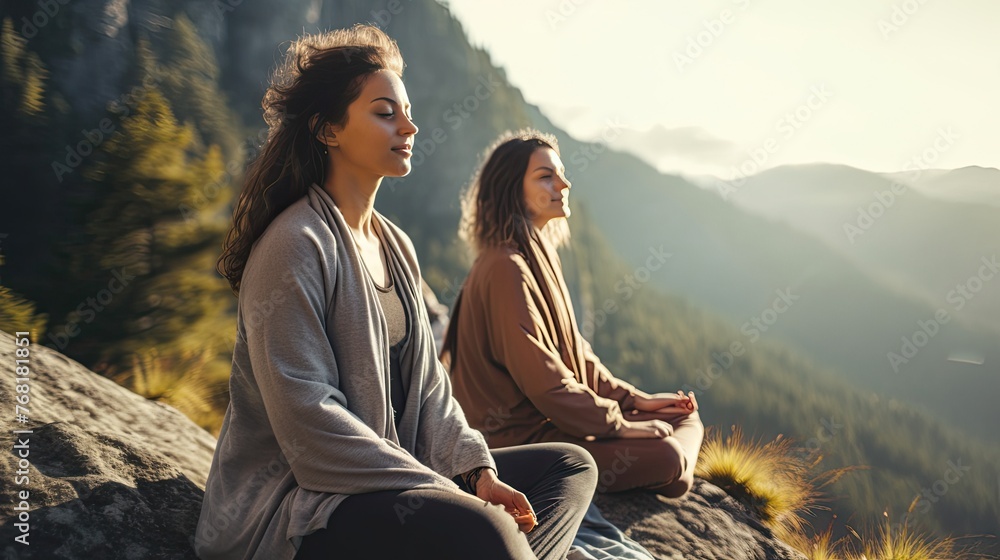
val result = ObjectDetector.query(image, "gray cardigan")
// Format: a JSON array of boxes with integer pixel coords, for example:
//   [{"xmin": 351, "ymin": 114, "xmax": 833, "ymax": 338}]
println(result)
[{"xmin": 194, "ymin": 183, "xmax": 495, "ymax": 559}]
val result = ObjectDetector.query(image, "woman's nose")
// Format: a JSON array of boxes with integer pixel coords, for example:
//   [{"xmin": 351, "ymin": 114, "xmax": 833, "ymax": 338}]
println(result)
[{"xmin": 402, "ymin": 115, "xmax": 418, "ymax": 136}]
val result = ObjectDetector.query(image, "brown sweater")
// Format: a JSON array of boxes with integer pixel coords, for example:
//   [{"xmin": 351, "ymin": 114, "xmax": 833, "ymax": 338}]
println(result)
[{"xmin": 442, "ymin": 230, "xmax": 638, "ymax": 448}]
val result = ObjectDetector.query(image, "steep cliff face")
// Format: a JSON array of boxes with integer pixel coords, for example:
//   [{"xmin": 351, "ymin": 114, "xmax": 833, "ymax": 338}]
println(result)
[
  {"xmin": 28, "ymin": 0, "xmax": 529, "ymax": 148},
  {"xmin": 15, "ymin": 0, "xmax": 312, "ymax": 121},
  {"xmin": 0, "ymin": 330, "xmax": 804, "ymax": 559}
]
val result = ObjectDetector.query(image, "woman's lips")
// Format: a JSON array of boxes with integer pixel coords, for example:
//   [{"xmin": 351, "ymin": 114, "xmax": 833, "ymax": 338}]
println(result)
[{"xmin": 392, "ymin": 144, "xmax": 412, "ymax": 157}]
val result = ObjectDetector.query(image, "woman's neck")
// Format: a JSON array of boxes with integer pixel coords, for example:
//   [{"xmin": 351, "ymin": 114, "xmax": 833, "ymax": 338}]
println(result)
[{"xmin": 321, "ymin": 164, "xmax": 382, "ymax": 241}]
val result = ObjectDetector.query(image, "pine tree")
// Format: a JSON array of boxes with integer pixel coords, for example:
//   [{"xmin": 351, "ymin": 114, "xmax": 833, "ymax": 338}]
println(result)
[
  {"xmin": 158, "ymin": 13, "xmax": 242, "ymax": 163},
  {"xmin": 17, "ymin": 51, "xmax": 46, "ymax": 117},
  {"xmin": 0, "ymin": 17, "xmax": 47, "ymax": 118},
  {"xmin": 0, "ymin": 15, "xmax": 70, "ymax": 328},
  {"xmin": 61, "ymin": 85, "xmax": 235, "ymax": 384}
]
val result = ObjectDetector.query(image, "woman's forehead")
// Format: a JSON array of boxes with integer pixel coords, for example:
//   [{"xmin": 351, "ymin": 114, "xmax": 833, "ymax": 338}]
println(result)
[
  {"xmin": 359, "ymin": 70, "xmax": 410, "ymax": 108},
  {"xmin": 529, "ymin": 147, "xmax": 563, "ymax": 169}
]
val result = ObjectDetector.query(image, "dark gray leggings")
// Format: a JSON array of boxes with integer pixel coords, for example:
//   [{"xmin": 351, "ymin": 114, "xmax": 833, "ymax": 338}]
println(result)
[{"xmin": 293, "ymin": 442, "xmax": 597, "ymax": 560}]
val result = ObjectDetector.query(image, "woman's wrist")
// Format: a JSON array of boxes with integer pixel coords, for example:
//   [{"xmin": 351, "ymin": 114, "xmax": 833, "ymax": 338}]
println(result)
[{"xmin": 462, "ymin": 466, "xmax": 495, "ymax": 494}]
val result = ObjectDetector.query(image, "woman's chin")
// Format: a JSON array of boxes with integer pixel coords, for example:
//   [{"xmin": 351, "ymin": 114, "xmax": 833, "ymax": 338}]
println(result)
[{"xmin": 383, "ymin": 163, "xmax": 413, "ymax": 178}]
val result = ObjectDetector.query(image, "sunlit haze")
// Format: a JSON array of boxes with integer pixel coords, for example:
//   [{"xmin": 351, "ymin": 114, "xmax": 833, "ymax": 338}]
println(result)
[{"xmin": 443, "ymin": 0, "xmax": 999, "ymax": 180}]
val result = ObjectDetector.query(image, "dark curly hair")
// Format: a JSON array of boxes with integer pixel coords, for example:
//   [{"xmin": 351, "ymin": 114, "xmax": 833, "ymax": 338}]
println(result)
[{"xmin": 217, "ymin": 24, "xmax": 404, "ymax": 295}]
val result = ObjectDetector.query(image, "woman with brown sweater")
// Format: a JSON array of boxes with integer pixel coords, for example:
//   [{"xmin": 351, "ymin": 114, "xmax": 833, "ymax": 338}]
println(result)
[{"xmin": 441, "ymin": 129, "xmax": 704, "ymax": 497}]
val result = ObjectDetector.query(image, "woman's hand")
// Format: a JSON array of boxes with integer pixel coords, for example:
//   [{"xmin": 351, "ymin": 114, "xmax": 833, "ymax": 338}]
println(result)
[
  {"xmin": 619, "ymin": 418, "xmax": 674, "ymax": 439},
  {"xmin": 473, "ymin": 468, "xmax": 537, "ymax": 533},
  {"xmin": 632, "ymin": 390, "xmax": 698, "ymax": 416}
]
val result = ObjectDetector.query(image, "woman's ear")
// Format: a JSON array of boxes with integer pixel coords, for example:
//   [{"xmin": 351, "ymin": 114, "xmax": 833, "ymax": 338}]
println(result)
[{"xmin": 309, "ymin": 114, "xmax": 338, "ymax": 148}]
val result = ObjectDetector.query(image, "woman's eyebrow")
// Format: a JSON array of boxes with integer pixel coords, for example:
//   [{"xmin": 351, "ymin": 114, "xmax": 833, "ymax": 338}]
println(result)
[
  {"xmin": 370, "ymin": 96, "xmax": 411, "ymax": 110},
  {"xmin": 533, "ymin": 166, "xmax": 565, "ymax": 174}
]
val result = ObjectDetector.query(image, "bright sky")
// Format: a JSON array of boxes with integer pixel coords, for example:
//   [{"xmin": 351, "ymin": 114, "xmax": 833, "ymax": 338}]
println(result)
[{"xmin": 441, "ymin": 0, "xmax": 999, "ymax": 180}]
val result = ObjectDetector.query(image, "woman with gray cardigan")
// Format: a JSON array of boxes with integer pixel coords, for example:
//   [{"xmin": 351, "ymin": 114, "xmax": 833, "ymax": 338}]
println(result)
[{"xmin": 196, "ymin": 26, "xmax": 596, "ymax": 560}]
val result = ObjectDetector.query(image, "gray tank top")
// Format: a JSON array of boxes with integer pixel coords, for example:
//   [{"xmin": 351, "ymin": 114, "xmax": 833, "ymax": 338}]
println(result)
[{"xmin": 369, "ymin": 238, "xmax": 409, "ymax": 427}]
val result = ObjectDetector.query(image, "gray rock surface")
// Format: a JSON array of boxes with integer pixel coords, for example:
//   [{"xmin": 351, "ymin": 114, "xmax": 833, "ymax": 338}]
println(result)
[
  {"xmin": 0, "ymin": 330, "xmax": 806, "ymax": 559},
  {"xmin": 0, "ymin": 330, "xmax": 212, "ymax": 559},
  {"xmin": 595, "ymin": 485, "xmax": 807, "ymax": 560}
]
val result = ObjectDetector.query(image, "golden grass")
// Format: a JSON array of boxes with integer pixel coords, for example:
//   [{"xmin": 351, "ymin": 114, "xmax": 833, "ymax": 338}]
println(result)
[
  {"xmin": 696, "ymin": 438, "xmax": 982, "ymax": 560},
  {"xmin": 838, "ymin": 514, "xmax": 970, "ymax": 560},
  {"xmin": 695, "ymin": 426, "xmax": 820, "ymax": 538},
  {"xmin": 808, "ymin": 529, "xmax": 841, "ymax": 560},
  {"xmin": 113, "ymin": 346, "xmax": 227, "ymax": 434},
  {"xmin": 0, "ymin": 284, "xmax": 49, "ymax": 339}
]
